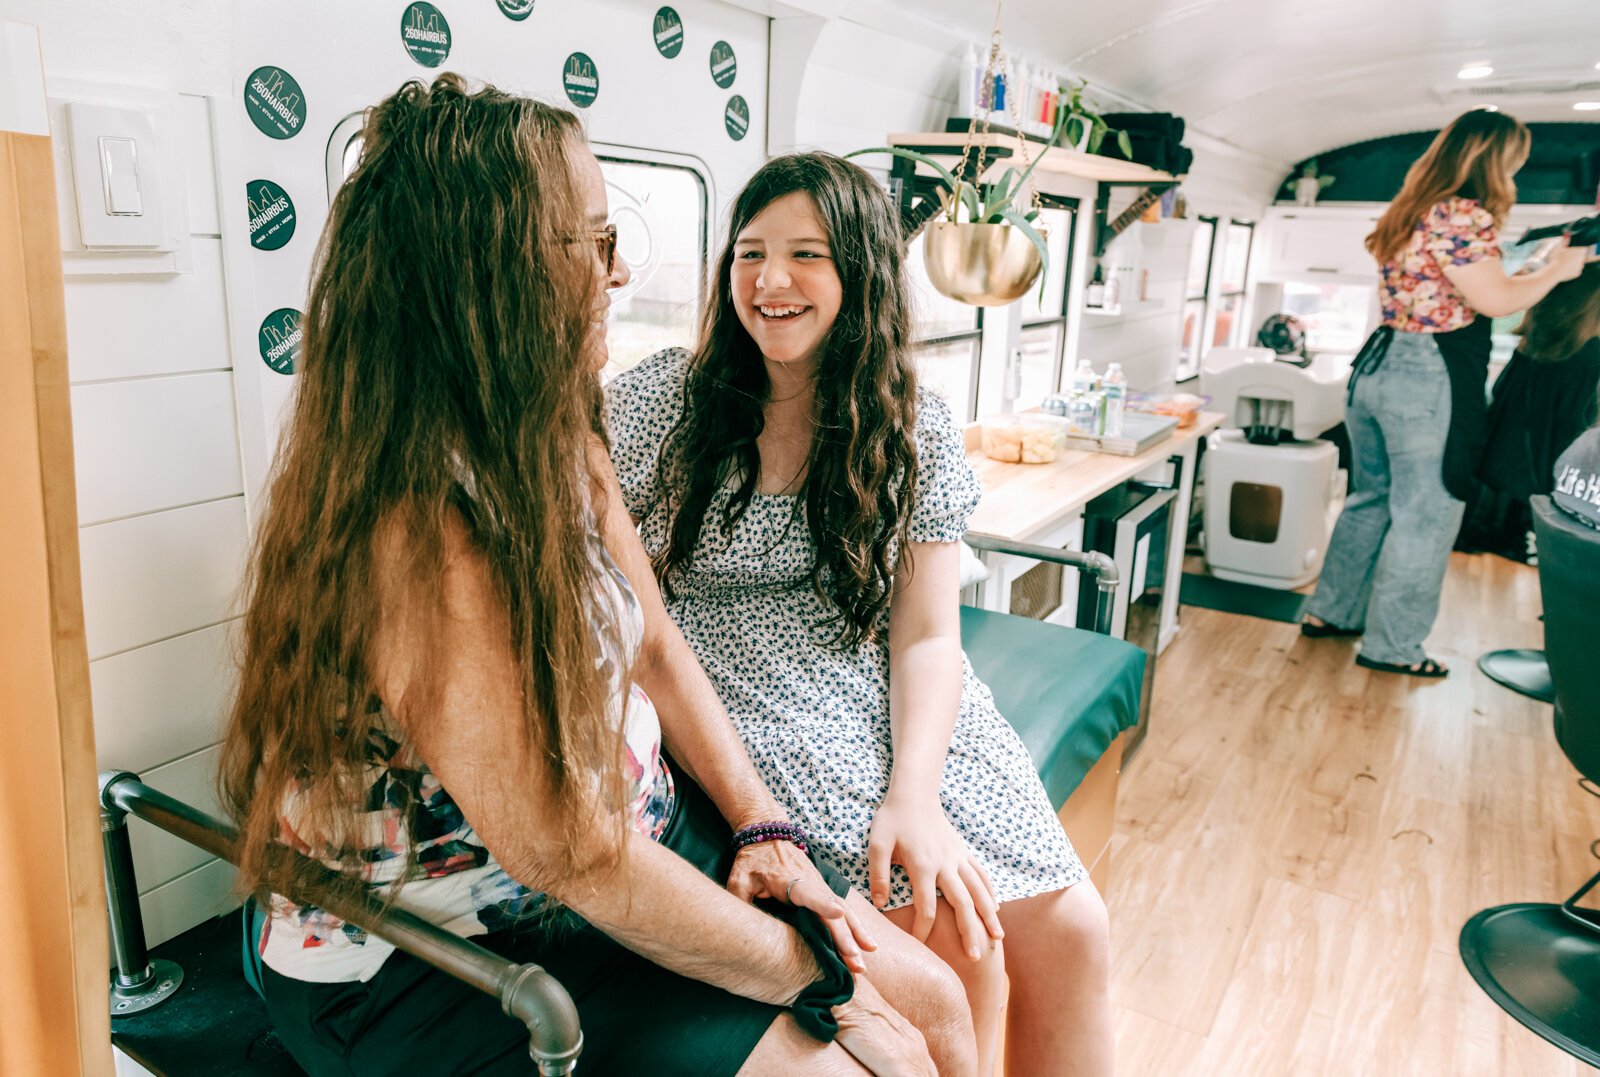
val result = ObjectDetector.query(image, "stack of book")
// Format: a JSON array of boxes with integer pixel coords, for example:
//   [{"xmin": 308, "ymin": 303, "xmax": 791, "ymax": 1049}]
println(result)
[{"xmin": 1066, "ymin": 411, "xmax": 1178, "ymax": 456}]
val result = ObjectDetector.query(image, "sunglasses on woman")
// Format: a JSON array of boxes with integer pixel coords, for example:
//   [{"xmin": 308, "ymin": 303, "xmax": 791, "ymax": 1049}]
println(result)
[{"xmin": 592, "ymin": 224, "xmax": 618, "ymax": 274}]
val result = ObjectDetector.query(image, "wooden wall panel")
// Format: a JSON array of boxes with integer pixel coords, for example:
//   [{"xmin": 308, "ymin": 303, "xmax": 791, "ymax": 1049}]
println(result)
[{"xmin": 0, "ymin": 126, "xmax": 115, "ymax": 1077}]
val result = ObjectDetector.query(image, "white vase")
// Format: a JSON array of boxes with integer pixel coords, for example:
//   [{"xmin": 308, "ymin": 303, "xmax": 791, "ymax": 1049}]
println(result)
[{"xmin": 1294, "ymin": 177, "xmax": 1322, "ymax": 207}]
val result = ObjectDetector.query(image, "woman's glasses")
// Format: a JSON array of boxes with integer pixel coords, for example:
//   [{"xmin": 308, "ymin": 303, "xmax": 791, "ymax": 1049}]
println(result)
[{"xmin": 592, "ymin": 224, "xmax": 619, "ymax": 275}]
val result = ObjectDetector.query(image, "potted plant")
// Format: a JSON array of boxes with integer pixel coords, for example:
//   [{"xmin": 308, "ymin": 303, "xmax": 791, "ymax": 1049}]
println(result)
[
  {"xmin": 1293, "ymin": 159, "xmax": 1336, "ymax": 206},
  {"xmin": 1057, "ymin": 79, "xmax": 1133, "ymax": 158},
  {"xmin": 846, "ymin": 110, "xmax": 1069, "ymax": 305}
]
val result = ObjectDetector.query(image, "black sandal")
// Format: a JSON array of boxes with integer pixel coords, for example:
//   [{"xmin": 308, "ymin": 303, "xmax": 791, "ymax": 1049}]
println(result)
[
  {"xmin": 1300, "ymin": 619, "xmax": 1363, "ymax": 639},
  {"xmin": 1354, "ymin": 654, "xmax": 1449, "ymax": 678}
]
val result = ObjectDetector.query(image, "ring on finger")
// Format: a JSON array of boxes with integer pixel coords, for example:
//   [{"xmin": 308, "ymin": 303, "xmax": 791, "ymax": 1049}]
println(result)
[{"xmin": 784, "ymin": 876, "xmax": 803, "ymax": 904}]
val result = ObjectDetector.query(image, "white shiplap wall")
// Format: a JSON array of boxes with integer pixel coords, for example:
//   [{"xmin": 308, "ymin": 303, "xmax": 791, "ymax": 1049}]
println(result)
[{"xmin": 64, "ymin": 91, "xmax": 248, "ymax": 945}]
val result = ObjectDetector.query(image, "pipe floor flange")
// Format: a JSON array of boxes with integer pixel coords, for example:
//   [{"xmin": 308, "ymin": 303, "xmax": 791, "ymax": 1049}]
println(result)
[{"xmin": 110, "ymin": 957, "xmax": 184, "ymax": 1017}]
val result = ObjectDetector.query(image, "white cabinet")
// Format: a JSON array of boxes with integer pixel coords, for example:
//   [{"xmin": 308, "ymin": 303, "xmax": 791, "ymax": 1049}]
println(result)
[{"xmin": 1258, "ymin": 206, "xmax": 1382, "ymax": 281}]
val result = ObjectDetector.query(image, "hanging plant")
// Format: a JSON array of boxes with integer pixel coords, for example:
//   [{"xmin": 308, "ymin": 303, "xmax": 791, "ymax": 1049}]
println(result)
[{"xmin": 845, "ymin": 53, "xmax": 1073, "ymax": 307}]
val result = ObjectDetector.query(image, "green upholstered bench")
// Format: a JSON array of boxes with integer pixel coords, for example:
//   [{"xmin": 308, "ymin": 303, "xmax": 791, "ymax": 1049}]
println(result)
[
  {"xmin": 960, "ymin": 606, "xmax": 1144, "ymax": 812},
  {"xmin": 960, "ymin": 533, "xmax": 1147, "ymax": 888}
]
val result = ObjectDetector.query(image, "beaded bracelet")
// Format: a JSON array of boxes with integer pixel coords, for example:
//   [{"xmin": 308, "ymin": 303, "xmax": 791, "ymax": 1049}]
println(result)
[{"xmin": 730, "ymin": 820, "xmax": 809, "ymax": 854}]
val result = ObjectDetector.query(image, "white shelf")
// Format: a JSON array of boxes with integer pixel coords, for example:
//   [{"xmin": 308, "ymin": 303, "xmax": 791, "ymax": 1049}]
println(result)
[
  {"xmin": 887, "ymin": 131, "xmax": 1180, "ymax": 185},
  {"xmin": 1084, "ymin": 298, "xmax": 1165, "ymax": 317}
]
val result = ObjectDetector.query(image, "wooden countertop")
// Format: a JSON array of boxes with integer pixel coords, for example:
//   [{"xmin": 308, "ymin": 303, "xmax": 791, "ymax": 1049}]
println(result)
[{"xmin": 966, "ymin": 411, "xmax": 1225, "ymax": 539}]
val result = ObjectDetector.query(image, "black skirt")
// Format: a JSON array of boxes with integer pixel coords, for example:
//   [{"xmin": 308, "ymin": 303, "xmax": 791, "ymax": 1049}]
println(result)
[{"xmin": 261, "ymin": 769, "xmax": 848, "ymax": 1076}]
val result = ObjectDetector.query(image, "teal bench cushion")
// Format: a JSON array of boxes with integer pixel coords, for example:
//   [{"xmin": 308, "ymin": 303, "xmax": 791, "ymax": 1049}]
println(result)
[{"xmin": 960, "ymin": 606, "xmax": 1145, "ymax": 810}]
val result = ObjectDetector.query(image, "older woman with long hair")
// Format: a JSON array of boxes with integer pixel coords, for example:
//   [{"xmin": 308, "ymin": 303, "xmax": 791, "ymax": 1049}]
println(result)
[
  {"xmin": 1301, "ymin": 109, "xmax": 1586, "ymax": 676},
  {"xmin": 220, "ymin": 74, "xmax": 978, "ymax": 1076}
]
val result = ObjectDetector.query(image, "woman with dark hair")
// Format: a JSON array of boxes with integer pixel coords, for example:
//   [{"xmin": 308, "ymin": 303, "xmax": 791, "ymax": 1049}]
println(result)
[
  {"xmin": 607, "ymin": 153, "xmax": 1112, "ymax": 1076},
  {"xmin": 221, "ymin": 76, "xmax": 978, "ymax": 1076},
  {"xmin": 1302, "ymin": 109, "xmax": 1586, "ymax": 676},
  {"xmin": 1460, "ymin": 263, "xmax": 1600, "ymax": 558}
]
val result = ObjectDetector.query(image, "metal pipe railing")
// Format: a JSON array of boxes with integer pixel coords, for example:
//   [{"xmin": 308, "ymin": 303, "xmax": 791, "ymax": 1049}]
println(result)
[
  {"xmin": 963, "ymin": 531, "xmax": 1121, "ymax": 636},
  {"xmin": 98, "ymin": 770, "xmax": 583, "ymax": 1074}
]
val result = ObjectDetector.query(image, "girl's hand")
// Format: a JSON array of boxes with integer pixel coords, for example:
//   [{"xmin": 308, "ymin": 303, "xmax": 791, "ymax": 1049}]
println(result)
[
  {"xmin": 1551, "ymin": 242, "xmax": 1588, "ymax": 282},
  {"xmin": 833, "ymin": 973, "xmax": 937, "ymax": 1076},
  {"xmin": 727, "ymin": 840, "xmax": 877, "ymax": 973},
  {"xmin": 865, "ymin": 795, "xmax": 1003, "ymax": 958}
]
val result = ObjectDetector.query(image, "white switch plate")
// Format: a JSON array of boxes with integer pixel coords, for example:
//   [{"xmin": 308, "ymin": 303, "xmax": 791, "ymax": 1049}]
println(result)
[{"xmin": 67, "ymin": 101, "xmax": 170, "ymax": 250}]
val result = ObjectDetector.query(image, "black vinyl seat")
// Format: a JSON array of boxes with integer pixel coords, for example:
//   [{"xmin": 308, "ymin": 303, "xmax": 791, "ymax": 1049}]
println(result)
[{"xmin": 1459, "ymin": 496, "xmax": 1600, "ymax": 1067}]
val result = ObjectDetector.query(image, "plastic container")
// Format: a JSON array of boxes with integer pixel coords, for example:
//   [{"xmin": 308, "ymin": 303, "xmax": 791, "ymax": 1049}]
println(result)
[
  {"xmin": 1132, "ymin": 392, "xmax": 1207, "ymax": 428},
  {"xmin": 980, "ymin": 412, "xmax": 1069, "ymax": 464}
]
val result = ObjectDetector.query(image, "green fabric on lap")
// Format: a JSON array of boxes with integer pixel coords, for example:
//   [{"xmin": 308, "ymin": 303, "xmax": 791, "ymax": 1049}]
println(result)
[{"xmin": 959, "ymin": 607, "xmax": 1145, "ymax": 810}]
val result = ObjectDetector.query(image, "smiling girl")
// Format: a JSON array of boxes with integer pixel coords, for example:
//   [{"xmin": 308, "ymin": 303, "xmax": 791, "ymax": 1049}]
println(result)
[{"xmin": 606, "ymin": 153, "xmax": 1112, "ymax": 1075}]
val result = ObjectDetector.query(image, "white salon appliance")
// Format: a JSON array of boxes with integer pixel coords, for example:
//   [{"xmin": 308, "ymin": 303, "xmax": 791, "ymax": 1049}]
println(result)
[{"xmin": 1200, "ymin": 347, "xmax": 1351, "ymax": 589}]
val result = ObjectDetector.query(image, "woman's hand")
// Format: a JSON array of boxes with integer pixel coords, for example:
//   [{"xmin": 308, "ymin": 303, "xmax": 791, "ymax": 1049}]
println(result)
[
  {"xmin": 866, "ymin": 795, "xmax": 1003, "ymax": 958},
  {"xmin": 833, "ymin": 973, "xmax": 937, "ymax": 1076},
  {"xmin": 727, "ymin": 840, "xmax": 877, "ymax": 973}
]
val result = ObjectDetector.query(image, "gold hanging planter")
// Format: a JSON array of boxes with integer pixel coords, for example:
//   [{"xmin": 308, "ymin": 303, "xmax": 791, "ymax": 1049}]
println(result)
[{"xmin": 922, "ymin": 221, "xmax": 1046, "ymax": 306}]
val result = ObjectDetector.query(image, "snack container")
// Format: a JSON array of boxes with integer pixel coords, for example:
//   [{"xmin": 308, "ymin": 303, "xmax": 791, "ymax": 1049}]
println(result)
[
  {"xmin": 979, "ymin": 413, "xmax": 1070, "ymax": 464},
  {"xmin": 1134, "ymin": 392, "xmax": 1207, "ymax": 428}
]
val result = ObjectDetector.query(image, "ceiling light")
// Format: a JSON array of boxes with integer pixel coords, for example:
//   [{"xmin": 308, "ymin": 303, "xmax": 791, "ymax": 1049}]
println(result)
[
  {"xmin": 1574, "ymin": 101, "xmax": 1600, "ymax": 111},
  {"xmin": 1457, "ymin": 64, "xmax": 1494, "ymax": 80}
]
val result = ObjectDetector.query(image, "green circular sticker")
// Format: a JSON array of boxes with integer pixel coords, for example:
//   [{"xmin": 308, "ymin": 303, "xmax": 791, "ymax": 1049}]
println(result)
[
  {"xmin": 724, "ymin": 95, "xmax": 749, "ymax": 141},
  {"xmin": 709, "ymin": 40, "xmax": 736, "ymax": 88},
  {"xmin": 258, "ymin": 308, "xmax": 304, "ymax": 376},
  {"xmin": 244, "ymin": 66, "xmax": 306, "ymax": 140},
  {"xmin": 563, "ymin": 52, "xmax": 599, "ymax": 109},
  {"xmin": 246, "ymin": 179, "xmax": 296, "ymax": 251},
  {"xmin": 495, "ymin": 0, "xmax": 534, "ymax": 20},
  {"xmin": 400, "ymin": 2, "xmax": 451, "ymax": 67},
  {"xmin": 653, "ymin": 7, "xmax": 684, "ymax": 58}
]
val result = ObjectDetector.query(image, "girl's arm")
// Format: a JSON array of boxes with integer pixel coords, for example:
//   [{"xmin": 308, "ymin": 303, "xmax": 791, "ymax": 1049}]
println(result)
[
  {"xmin": 588, "ymin": 441, "xmax": 875, "ymax": 968},
  {"xmin": 871, "ymin": 539, "xmax": 1004, "ymax": 958},
  {"xmin": 1443, "ymin": 243, "xmax": 1587, "ymax": 317}
]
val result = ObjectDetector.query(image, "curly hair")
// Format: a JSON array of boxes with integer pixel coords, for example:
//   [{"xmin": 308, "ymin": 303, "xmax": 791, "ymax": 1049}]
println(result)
[
  {"xmin": 220, "ymin": 74, "xmax": 626, "ymax": 902},
  {"xmin": 651, "ymin": 152, "xmax": 919, "ymax": 649}
]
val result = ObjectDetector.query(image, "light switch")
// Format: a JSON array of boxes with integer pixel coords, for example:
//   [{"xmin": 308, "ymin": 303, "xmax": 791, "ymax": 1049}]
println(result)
[
  {"xmin": 98, "ymin": 135, "xmax": 143, "ymax": 215},
  {"xmin": 65, "ymin": 99, "xmax": 171, "ymax": 250}
]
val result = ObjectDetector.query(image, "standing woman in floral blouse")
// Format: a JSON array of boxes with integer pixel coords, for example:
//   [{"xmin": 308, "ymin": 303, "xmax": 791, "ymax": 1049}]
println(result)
[{"xmin": 1302, "ymin": 110, "xmax": 1586, "ymax": 676}]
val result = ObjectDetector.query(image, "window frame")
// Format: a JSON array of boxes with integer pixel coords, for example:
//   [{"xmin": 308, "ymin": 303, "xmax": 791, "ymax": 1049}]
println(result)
[
  {"xmin": 1018, "ymin": 195, "xmax": 1081, "ymax": 399},
  {"xmin": 1213, "ymin": 217, "xmax": 1256, "ymax": 350},
  {"xmin": 1175, "ymin": 214, "xmax": 1220, "ymax": 384}
]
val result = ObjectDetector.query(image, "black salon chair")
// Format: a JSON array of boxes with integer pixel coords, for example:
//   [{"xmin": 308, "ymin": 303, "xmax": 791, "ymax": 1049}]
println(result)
[
  {"xmin": 1459, "ymin": 496, "xmax": 1600, "ymax": 1066},
  {"xmin": 1476, "ymin": 647, "xmax": 1554, "ymax": 704}
]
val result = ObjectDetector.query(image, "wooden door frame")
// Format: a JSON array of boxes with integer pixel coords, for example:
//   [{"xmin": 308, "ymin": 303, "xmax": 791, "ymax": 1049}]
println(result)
[{"xmin": 0, "ymin": 22, "xmax": 115, "ymax": 1077}]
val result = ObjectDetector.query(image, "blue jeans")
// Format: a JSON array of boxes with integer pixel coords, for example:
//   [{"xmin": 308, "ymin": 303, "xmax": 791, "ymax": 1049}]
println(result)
[{"xmin": 1307, "ymin": 331, "xmax": 1465, "ymax": 666}]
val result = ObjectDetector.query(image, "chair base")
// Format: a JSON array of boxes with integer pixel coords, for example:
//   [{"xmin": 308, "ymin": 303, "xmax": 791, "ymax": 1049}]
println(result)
[
  {"xmin": 1459, "ymin": 902, "xmax": 1600, "ymax": 1067},
  {"xmin": 1477, "ymin": 649, "xmax": 1555, "ymax": 704}
]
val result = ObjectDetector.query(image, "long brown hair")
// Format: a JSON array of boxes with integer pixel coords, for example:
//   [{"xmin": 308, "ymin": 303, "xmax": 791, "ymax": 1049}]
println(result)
[
  {"xmin": 220, "ymin": 74, "xmax": 625, "ymax": 900},
  {"xmin": 1520, "ymin": 262, "xmax": 1600, "ymax": 362},
  {"xmin": 1367, "ymin": 110, "xmax": 1530, "ymax": 263},
  {"xmin": 653, "ymin": 153, "xmax": 918, "ymax": 649}
]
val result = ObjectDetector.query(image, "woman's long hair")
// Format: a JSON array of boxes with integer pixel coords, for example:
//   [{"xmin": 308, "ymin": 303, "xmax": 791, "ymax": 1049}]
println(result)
[
  {"xmin": 1520, "ymin": 262, "xmax": 1600, "ymax": 363},
  {"xmin": 220, "ymin": 74, "xmax": 625, "ymax": 901},
  {"xmin": 653, "ymin": 153, "xmax": 917, "ymax": 649},
  {"xmin": 1367, "ymin": 110, "xmax": 1531, "ymax": 263}
]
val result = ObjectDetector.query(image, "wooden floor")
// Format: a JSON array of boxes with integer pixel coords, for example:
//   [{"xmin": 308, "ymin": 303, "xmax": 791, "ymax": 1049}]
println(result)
[{"xmin": 1105, "ymin": 552, "xmax": 1600, "ymax": 1076}]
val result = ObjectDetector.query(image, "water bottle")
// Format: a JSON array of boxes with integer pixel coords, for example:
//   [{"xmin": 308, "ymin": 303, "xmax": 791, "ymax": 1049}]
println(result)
[
  {"xmin": 1103, "ymin": 362, "xmax": 1127, "ymax": 438},
  {"xmin": 1070, "ymin": 358, "xmax": 1099, "ymax": 398}
]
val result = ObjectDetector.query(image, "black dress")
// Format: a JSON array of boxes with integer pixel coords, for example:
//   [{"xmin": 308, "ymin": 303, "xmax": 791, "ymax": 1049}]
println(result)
[{"xmin": 1456, "ymin": 337, "xmax": 1600, "ymax": 559}]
